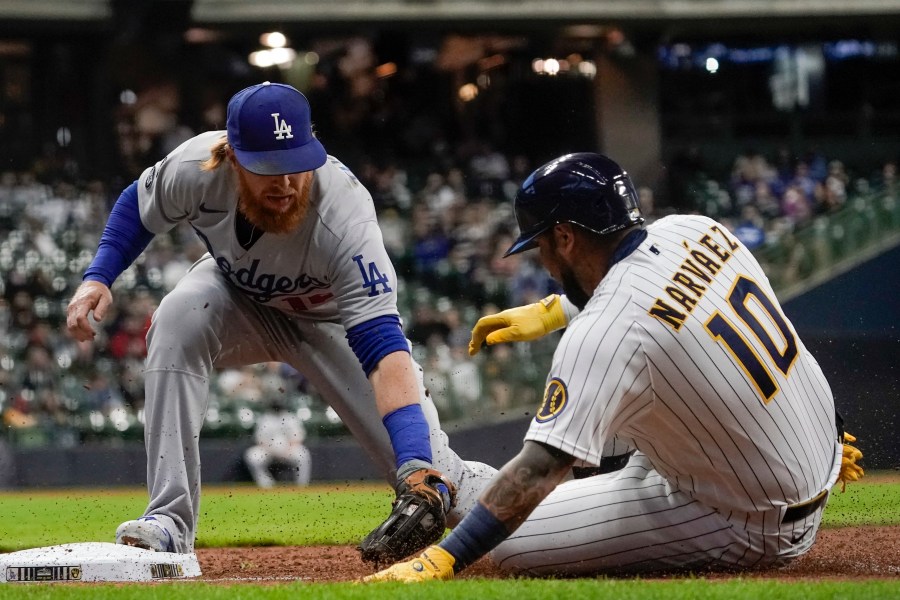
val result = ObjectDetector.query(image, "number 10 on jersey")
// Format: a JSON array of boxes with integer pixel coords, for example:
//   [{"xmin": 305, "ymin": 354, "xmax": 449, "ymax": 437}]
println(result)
[{"xmin": 704, "ymin": 275, "xmax": 798, "ymax": 403}]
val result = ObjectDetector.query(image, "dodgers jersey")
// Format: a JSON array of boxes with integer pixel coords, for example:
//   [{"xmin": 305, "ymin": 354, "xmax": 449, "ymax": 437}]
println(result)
[
  {"xmin": 526, "ymin": 214, "xmax": 841, "ymax": 513},
  {"xmin": 136, "ymin": 131, "xmax": 398, "ymax": 329}
]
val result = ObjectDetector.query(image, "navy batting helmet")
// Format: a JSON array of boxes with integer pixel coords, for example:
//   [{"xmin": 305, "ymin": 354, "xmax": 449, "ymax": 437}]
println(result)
[{"xmin": 504, "ymin": 152, "xmax": 644, "ymax": 256}]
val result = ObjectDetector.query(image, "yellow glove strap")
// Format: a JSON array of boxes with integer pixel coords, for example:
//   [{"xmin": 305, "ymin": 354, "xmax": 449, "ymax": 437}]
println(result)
[{"xmin": 538, "ymin": 294, "xmax": 568, "ymax": 333}]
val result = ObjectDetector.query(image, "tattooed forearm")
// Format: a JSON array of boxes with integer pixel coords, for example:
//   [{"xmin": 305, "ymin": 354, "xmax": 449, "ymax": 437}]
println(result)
[
  {"xmin": 481, "ymin": 467, "xmax": 548, "ymax": 528},
  {"xmin": 481, "ymin": 441, "xmax": 575, "ymax": 531}
]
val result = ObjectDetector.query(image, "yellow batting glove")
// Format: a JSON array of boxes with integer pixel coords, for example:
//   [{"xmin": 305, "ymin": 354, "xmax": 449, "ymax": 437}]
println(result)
[
  {"xmin": 468, "ymin": 294, "xmax": 568, "ymax": 356},
  {"xmin": 837, "ymin": 432, "xmax": 864, "ymax": 492},
  {"xmin": 362, "ymin": 546, "xmax": 455, "ymax": 583}
]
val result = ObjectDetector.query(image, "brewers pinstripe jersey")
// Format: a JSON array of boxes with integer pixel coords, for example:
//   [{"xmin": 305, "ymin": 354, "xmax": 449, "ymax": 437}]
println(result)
[
  {"xmin": 137, "ymin": 130, "xmax": 398, "ymax": 330},
  {"xmin": 526, "ymin": 214, "xmax": 841, "ymax": 513}
]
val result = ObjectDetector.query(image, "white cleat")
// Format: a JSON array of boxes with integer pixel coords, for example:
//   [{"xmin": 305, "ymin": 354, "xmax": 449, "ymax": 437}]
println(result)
[{"xmin": 115, "ymin": 516, "xmax": 176, "ymax": 553}]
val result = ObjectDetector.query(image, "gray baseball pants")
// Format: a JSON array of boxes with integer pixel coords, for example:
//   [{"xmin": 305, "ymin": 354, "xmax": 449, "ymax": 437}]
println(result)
[{"xmin": 139, "ymin": 256, "xmax": 495, "ymax": 552}]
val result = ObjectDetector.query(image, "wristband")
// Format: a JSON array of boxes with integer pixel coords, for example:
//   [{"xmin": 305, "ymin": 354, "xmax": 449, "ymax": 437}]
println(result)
[{"xmin": 382, "ymin": 404, "xmax": 432, "ymax": 469}]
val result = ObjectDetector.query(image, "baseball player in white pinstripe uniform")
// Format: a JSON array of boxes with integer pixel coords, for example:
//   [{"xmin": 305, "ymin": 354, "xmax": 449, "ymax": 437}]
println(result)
[
  {"xmin": 65, "ymin": 82, "xmax": 495, "ymax": 555},
  {"xmin": 366, "ymin": 152, "xmax": 862, "ymax": 582}
]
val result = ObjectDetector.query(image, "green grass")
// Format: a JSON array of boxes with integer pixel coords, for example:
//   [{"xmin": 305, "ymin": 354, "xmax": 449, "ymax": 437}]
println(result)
[
  {"xmin": 1, "ymin": 473, "xmax": 897, "ymax": 552},
  {"xmin": 2, "ymin": 580, "xmax": 900, "ymax": 600},
  {"xmin": 1, "ymin": 474, "xmax": 898, "ymax": 598},
  {"xmin": 0, "ymin": 483, "xmax": 393, "ymax": 552},
  {"xmin": 820, "ymin": 474, "xmax": 900, "ymax": 527}
]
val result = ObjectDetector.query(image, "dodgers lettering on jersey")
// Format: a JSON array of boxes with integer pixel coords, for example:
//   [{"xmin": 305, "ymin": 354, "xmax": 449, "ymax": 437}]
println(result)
[
  {"xmin": 135, "ymin": 131, "xmax": 399, "ymax": 330},
  {"xmin": 211, "ymin": 257, "xmax": 331, "ymax": 304},
  {"xmin": 525, "ymin": 214, "xmax": 840, "ymax": 513}
]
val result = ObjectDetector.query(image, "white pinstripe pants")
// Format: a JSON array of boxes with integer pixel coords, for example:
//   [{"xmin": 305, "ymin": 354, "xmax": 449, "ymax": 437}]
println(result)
[{"xmin": 491, "ymin": 452, "xmax": 826, "ymax": 576}]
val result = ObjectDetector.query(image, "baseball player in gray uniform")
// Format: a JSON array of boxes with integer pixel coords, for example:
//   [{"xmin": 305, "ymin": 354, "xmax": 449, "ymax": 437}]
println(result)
[
  {"xmin": 366, "ymin": 152, "xmax": 862, "ymax": 582},
  {"xmin": 65, "ymin": 81, "xmax": 495, "ymax": 554}
]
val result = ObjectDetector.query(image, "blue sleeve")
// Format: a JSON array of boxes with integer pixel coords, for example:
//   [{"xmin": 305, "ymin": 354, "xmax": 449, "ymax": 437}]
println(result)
[
  {"xmin": 345, "ymin": 314, "xmax": 410, "ymax": 377},
  {"xmin": 83, "ymin": 181, "xmax": 156, "ymax": 287}
]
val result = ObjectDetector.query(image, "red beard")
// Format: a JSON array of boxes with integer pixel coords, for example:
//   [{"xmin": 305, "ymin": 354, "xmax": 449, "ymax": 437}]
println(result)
[{"xmin": 235, "ymin": 170, "xmax": 313, "ymax": 234}]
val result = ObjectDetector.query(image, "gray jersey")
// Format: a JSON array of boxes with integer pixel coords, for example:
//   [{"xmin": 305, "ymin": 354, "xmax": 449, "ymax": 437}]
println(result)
[
  {"xmin": 525, "ymin": 214, "xmax": 840, "ymax": 513},
  {"xmin": 122, "ymin": 130, "xmax": 496, "ymax": 552},
  {"xmin": 137, "ymin": 130, "xmax": 398, "ymax": 329}
]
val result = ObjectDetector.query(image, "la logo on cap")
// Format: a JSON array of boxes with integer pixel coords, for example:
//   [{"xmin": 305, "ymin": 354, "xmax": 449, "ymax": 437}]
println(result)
[
  {"xmin": 272, "ymin": 113, "xmax": 293, "ymax": 140},
  {"xmin": 226, "ymin": 80, "xmax": 327, "ymax": 175}
]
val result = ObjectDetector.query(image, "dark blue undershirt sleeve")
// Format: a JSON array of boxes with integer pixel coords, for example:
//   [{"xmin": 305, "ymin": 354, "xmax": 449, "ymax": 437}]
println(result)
[
  {"xmin": 439, "ymin": 502, "xmax": 511, "ymax": 572},
  {"xmin": 345, "ymin": 314, "xmax": 410, "ymax": 377},
  {"xmin": 83, "ymin": 181, "xmax": 156, "ymax": 287}
]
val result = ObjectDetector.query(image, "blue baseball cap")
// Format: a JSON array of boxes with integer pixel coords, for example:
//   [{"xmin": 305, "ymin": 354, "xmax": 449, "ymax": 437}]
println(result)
[{"xmin": 226, "ymin": 81, "xmax": 327, "ymax": 175}]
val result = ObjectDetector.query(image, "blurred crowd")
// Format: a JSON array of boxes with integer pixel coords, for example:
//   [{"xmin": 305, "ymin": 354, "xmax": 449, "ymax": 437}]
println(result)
[
  {"xmin": 675, "ymin": 146, "xmax": 898, "ymax": 252},
  {"xmin": 1, "ymin": 141, "xmax": 897, "ymax": 448}
]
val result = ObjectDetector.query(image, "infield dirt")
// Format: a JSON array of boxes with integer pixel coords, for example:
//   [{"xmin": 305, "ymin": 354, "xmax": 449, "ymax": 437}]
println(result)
[{"xmin": 195, "ymin": 525, "xmax": 900, "ymax": 582}]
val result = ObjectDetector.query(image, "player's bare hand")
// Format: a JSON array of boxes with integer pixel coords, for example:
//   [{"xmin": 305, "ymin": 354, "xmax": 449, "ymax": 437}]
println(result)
[
  {"xmin": 66, "ymin": 280, "xmax": 113, "ymax": 342},
  {"xmin": 468, "ymin": 294, "xmax": 568, "ymax": 356}
]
